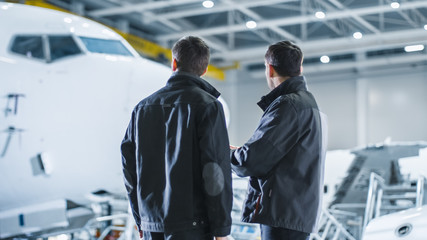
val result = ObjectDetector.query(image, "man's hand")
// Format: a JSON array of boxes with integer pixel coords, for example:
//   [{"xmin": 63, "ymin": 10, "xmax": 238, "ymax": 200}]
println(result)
[
  {"xmin": 215, "ymin": 237, "xmax": 228, "ymax": 240},
  {"xmin": 139, "ymin": 230, "xmax": 143, "ymax": 239},
  {"xmin": 230, "ymin": 145, "xmax": 239, "ymax": 150}
]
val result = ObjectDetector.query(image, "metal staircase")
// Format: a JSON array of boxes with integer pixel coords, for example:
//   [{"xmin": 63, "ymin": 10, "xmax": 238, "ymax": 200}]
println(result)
[
  {"xmin": 363, "ymin": 172, "xmax": 426, "ymax": 229},
  {"xmin": 310, "ymin": 173, "xmax": 426, "ymax": 240},
  {"xmin": 310, "ymin": 209, "xmax": 359, "ymax": 240}
]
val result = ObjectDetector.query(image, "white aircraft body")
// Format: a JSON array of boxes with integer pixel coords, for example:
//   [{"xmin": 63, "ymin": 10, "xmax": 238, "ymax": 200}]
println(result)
[
  {"xmin": 0, "ymin": 3, "xmax": 177, "ymax": 238},
  {"xmin": 0, "ymin": 3, "xmax": 233, "ymax": 239}
]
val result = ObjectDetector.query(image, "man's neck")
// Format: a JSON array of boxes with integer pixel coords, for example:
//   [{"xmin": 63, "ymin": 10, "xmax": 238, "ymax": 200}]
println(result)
[{"xmin": 272, "ymin": 76, "xmax": 290, "ymax": 89}]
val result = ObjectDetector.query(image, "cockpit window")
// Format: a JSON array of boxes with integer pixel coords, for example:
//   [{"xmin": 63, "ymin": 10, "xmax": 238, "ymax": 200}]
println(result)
[
  {"xmin": 10, "ymin": 35, "xmax": 82, "ymax": 62},
  {"xmin": 79, "ymin": 37, "xmax": 133, "ymax": 57},
  {"xmin": 48, "ymin": 36, "xmax": 81, "ymax": 61},
  {"xmin": 11, "ymin": 36, "xmax": 45, "ymax": 60}
]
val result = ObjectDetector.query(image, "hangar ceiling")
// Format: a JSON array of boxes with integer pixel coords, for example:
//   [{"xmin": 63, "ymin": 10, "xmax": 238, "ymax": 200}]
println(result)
[{"xmin": 33, "ymin": 0, "xmax": 427, "ymax": 75}]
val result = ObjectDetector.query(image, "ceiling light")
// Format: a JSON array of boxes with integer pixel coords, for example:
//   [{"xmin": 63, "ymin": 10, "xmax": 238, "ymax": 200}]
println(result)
[
  {"xmin": 202, "ymin": 1, "xmax": 214, "ymax": 8},
  {"xmin": 353, "ymin": 32, "xmax": 363, "ymax": 39},
  {"xmin": 424, "ymin": 24, "xmax": 427, "ymax": 30},
  {"xmin": 404, "ymin": 44, "xmax": 424, "ymax": 52},
  {"xmin": 390, "ymin": 2, "xmax": 400, "ymax": 9},
  {"xmin": 315, "ymin": 11, "xmax": 326, "ymax": 19},
  {"xmin": 320, "ymin": 56, "xmax": 330, "ymax": 63},
  {"xmin": 246, "ymin": 20, "xmax": 257, "ymax": 29}
]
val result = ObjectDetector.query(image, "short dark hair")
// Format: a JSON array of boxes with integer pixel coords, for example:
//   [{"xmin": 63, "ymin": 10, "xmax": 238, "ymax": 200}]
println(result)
[
  {"xmin": 265, "ymin": 41, "xmax": 303, "ymax": 77},
  {"xmin": 172, "ymin": 36, "xmax": 210, "ymax": 76}
]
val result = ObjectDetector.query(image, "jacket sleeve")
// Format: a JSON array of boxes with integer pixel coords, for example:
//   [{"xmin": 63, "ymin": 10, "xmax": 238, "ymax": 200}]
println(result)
[
  {"xmin": 120, "ymin": 109, "xmax": 141, "ymax": 231},
  {"xmin": 231, "ymin": 99, "xmax": 299, "ymax": 178},
  {"xmin": 197, "ymin": 101, "xmax": 232, "ymax": 237}
]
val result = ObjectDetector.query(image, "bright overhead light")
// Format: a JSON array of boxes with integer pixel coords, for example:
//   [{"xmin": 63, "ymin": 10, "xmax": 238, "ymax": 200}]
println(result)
[
  {"xmin": 424, "ymin": 24, "xmax": 427, "ymax": 30},
  {"xmin": 320, "ymin": 55, "xmax": 330, "ymax": 63},
  {"xmin": 202, "ymin": 1, "xmax": 214, "ymax": 8},
  {"xmin": 404, "ymin": 44, "xmax": 424, "ymax": 52},
  {"xmin": 315, "ymin": 11, "xmax": 326, "ymax": 19},
  {"xmin": 246, "ymin": 20, "xmax": 257, "ymax": 29},
  {"xmin": 390, "ymin": 2, "xmax": 400, "ymax": 9},
  {"xmin": 353, "ymin": 31, "xmax": 363, "ymax": 39}
]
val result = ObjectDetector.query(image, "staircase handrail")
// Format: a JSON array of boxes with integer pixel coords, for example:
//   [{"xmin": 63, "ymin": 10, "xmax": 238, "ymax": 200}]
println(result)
[
  {"xmin": 363, "ymin": 173, "xmax": 427, "ymax": 232},
  {"xmin": 416, "ymin": 174, "xmax": 426, "ymax": 207}
]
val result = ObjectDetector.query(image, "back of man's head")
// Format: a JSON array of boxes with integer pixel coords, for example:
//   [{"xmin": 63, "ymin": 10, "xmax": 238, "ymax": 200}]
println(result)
[
  {"xmin": 265, "ymin": 41, "xmax": 303, "ymax": 78},
  {"xmin": 172, "ymin": 36, "xmax": 210, "ymax": 76}
]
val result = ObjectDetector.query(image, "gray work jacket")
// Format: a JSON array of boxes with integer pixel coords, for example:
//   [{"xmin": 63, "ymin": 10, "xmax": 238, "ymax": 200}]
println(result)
[
  {"xmin": 231, "ymin": 76, "xmax": 328, "ymax": 233},
  {"xmin": 121, "ymin": 71, "xmax": 232, "ymax": 236}
]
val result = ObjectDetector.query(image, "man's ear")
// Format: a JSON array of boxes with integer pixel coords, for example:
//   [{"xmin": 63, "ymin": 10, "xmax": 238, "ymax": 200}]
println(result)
[
  {"xmin": 172, "ymin": 58, "xmax": 178, "ymax": 71},
  {"xmin": 268, "ymin": 64, "xmax": 275, "ymax": 78},
  {"xmin": 300, "ymin": 65, "xmax": 303, "ymax": 74},
  {"xmin": 201, "ymin": 67, "xmax": 208, "ymax": 76}
]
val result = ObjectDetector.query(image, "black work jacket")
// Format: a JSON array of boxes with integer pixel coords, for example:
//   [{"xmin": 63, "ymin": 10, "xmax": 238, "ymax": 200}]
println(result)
[
  {"xmin": 231, "ymin": 76, "xmax": 328, "ymax": 233},
  {"xmin": 121, "ymin": 71, "xmax": 232, "ymax": 236}
]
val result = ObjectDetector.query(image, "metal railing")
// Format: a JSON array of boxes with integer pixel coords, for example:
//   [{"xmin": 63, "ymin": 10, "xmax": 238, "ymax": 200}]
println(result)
[
  {"xmin": 310, "ymin": 209, "xmax": 357, "ymax": 240},
  {"xmin": 362, "ymin": 172, "xmax": 427, "ymax": 230},
  {"xmin": 416, "ymin": 174, "xmax": 426, "ymax": 207},
  {"xmin": 82, "ymin": 213, "xmax": 137, "ymax": 240},
  {"xmin": 38, "ymin": 212, "xmax": 138, "ymax": 240}
]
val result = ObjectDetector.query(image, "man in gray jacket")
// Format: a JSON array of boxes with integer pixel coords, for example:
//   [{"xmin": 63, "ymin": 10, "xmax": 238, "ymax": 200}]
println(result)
[
  {"xmin": 231, "ymin": 41, "xmax": 328, "ymax": 240},
  {"xmin": 121, "ymin": 36, "xmax": 232, "ymax": 240}
]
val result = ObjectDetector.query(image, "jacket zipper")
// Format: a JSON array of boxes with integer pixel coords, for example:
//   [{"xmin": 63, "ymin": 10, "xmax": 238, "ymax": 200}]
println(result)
[
  {"xmin": 254, "ymin": 190, "xmax": 272, "ymax": 217},
  {"xmin": 254, "ymin": 194, "xmax": 262, "ymax": 216}
]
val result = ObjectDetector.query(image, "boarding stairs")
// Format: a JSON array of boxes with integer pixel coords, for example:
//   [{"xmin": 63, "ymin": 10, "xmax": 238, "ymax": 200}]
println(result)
[
  {"xmin": 310, "ymin": 173, "xmax": 426, "ymax": 240},
  {"xmin": 363, "ymin": 172, "xmax": 426, "ymax": 228},
  {"xmin": 309, "ymin": 209, "xmax": 360, "ymax": 240}
]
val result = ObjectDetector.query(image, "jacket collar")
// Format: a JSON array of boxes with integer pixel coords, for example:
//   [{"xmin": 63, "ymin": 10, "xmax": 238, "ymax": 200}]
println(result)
[
  {"xmin": 257, "ymin": 75, "xmax": 308, "ymax": 111},
  {"xmin": 166, "ymin": 71, "xmax": 221, "ymax": 99}
]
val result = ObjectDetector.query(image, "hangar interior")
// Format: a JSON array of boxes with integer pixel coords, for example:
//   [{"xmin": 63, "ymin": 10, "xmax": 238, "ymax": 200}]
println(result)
[
  {"xmin": 1, "ymin": 0, "xmax": 427, "ymax": 240},
  {"xmin": 19, "ymin": 0, "xmax": 427, "ymax": 149}
]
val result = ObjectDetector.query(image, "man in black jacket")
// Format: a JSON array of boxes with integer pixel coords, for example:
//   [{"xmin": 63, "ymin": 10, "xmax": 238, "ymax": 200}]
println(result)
[
  {"xmin": 121, "ymin": 36, "xmax": 232, "ymax": 240},
  {"xmin": 231, "ymin": 41, "xmax": 328, "ymax": 240}
]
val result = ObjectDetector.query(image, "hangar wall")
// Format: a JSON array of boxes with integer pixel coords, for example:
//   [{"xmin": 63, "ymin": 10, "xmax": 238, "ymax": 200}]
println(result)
[
  {"xmin": 212, "ymin": 65, "xmax": 427, "ymax": 150},
  {"xmin": 365, "ymin": 68, "xmax": 427, "ymax": 144}
]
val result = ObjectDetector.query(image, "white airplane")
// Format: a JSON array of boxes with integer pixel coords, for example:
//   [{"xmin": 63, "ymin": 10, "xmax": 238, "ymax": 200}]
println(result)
[{"xmin": 0, "ymin": 3, "xmax": 229, "ymax": 239}]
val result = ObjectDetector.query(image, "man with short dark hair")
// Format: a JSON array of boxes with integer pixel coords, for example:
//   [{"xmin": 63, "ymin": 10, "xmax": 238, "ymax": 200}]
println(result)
[
  {"xmin": 230, "ymin": 41, "xmax": 328, "ymax": 240},
  {"xmin": 121, "ymin": 36, "xmax": 232, "ymax": 240}
]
